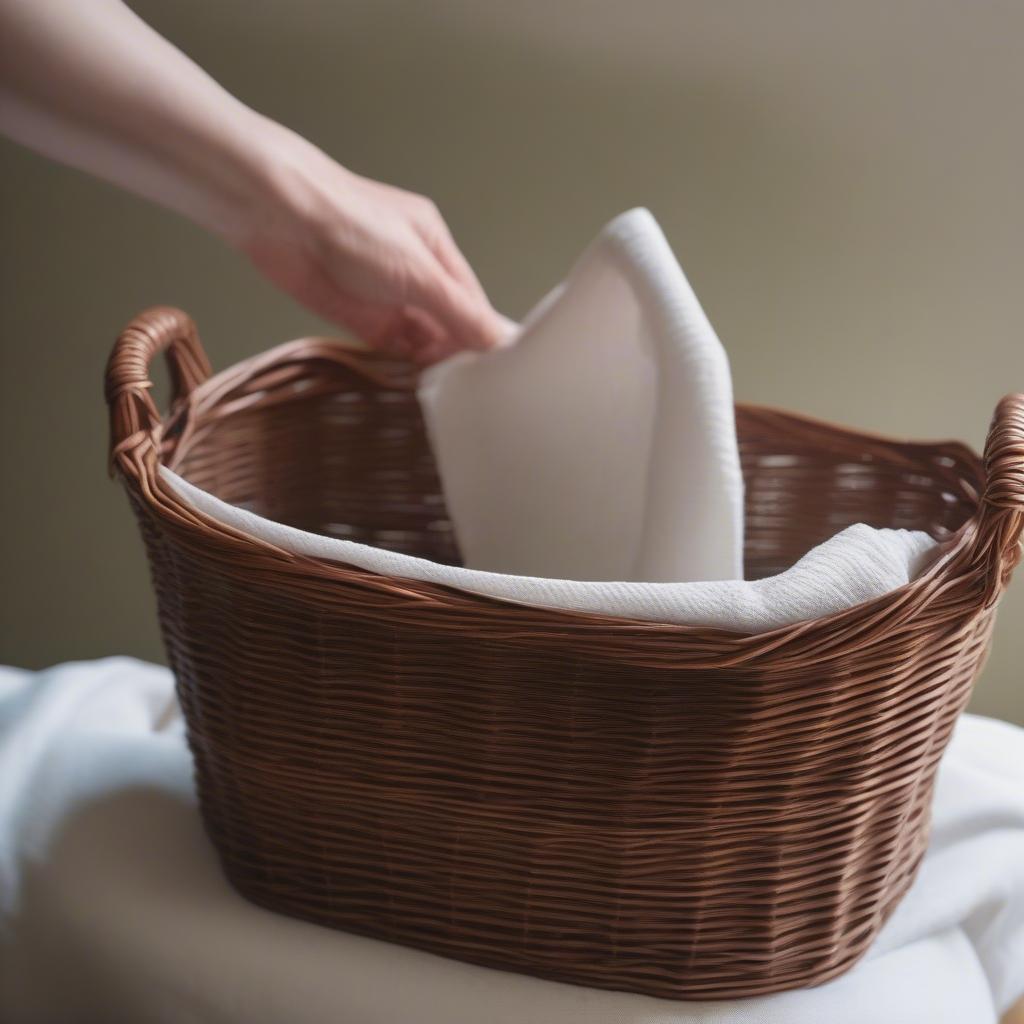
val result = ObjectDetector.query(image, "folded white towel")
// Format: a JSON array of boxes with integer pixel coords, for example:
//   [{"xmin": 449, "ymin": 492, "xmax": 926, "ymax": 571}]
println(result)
[
  {"xmin": 419, "ymin": 207, "xmax": 744, "ymax": 582},
  {"xmin": 160, "ymin": 208, "xmax": 942, "ymax": 630}
]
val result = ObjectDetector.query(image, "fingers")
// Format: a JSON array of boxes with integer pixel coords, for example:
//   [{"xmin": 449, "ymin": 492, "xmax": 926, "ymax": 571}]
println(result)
[
  {"xmin": 358, "ymin": 305, "xmax": 438, "ymax": 362},
  {"xmin": 400, "ymin": 235, "xmax": 507, "ymax": 355},
  {"xmin": 408, "ymin": 197, "xmax": 490, "ymax": 303},
  {"xmin": 251, "ymin": 169, "xmax": 508, "ymax": 362},
  {"xmin": 365, "ymin": 307, "xmax": 466, "ymax": 366},
  {"xmin": 398, "ymin": 193, "xmax": 510, "ymax": 338},
  {"xmin": 302, "ymin": 247, "xmax": 496, "ymax": 365},
  {"xmin": 399, "ymin": 307, "xmax": 458, "ymax": 365}
]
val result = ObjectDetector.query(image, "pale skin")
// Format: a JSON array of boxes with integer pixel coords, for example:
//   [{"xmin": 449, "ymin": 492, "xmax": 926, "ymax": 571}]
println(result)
[
  {"xmin": 0, "ymin": 0, "xmax": 508, "ymax": 363},
  {"xmin": 2, "ymin": 3, "xmax": 1023, "ymax": 1019}
]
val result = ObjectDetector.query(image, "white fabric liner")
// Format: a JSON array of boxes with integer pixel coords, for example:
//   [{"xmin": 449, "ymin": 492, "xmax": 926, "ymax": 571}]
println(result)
[
  {"xmin": 161, "ymin": 208, "xmax": 941, "ymax": 630},
  {"xmin": 2, "ymin": 658, "xmax": 1022, "ymax": 1022},
  {"xmin": 161, "ymin": 466, "xmax": 939, "ymax": 631}
]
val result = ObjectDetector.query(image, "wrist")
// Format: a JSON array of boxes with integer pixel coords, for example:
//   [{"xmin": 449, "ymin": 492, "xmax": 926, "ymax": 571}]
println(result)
[{"xmin": 210, "ymin": 112, "xmax": 343, "ymax": 254}]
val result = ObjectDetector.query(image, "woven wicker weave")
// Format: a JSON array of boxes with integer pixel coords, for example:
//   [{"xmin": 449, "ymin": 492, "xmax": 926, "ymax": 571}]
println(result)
[{"xmin": 106, "ymin": 306, "xmax": 1023, "ymax": 1000}]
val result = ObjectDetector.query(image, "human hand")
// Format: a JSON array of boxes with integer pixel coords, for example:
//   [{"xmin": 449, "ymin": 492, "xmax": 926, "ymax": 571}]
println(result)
[{"xmin": 234, "ymin": 122, "xmax": 508, "ymax": 364}]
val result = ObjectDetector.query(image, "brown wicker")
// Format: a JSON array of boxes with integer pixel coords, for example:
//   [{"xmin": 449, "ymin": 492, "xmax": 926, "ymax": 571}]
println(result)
[{"xmin": 105, "ymin": 306, "xmax": 1024, "ymax": 1000}]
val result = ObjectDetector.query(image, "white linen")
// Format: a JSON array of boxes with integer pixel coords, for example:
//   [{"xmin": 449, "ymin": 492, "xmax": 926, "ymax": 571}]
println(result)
[
  {"xmin": 2, "ymin": 658, "xmax": 1022, "ymax": 1022},
  {"xmin": 162, "ymin": 466, "xmax": 942, "ymax": 631},
  {"xmin": 418, "ymin": 207, "xmax": 744, "ymax": 582}
]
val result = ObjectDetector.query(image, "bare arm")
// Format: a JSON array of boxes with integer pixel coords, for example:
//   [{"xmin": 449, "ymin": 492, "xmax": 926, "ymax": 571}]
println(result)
[{"xmin": 0, "ymin": 0, "xmax": 505, "ymax": 362}]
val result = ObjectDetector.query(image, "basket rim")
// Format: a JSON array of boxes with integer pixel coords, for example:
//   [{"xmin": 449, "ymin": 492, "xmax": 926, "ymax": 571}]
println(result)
[
  {"xmin": 105, "ymin": 310, "xmax": 1023, "ymax": 667},
  {"xmin": 155, "ymin": 343, "xmax": 983, "ymax": 639}
]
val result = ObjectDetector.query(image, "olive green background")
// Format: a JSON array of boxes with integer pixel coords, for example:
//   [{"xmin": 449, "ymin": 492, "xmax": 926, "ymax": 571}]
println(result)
[{"xmin": 1, "ymin": 1, "xmax": 1021, "ymax": 723}]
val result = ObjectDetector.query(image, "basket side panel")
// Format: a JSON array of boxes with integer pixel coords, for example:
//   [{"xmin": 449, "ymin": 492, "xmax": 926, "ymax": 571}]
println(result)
[
  {"xmin": 139, "ymin": 522, "xmax": 996, "ymax": 999},
  {"xmin": 120, "ymin": 360, "xmax": 996, "ymax": 1000}
]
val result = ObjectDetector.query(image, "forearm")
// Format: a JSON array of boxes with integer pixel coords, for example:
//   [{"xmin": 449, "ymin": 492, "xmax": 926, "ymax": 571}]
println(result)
[
  {"xmin": 0, "ymin": 0, "xmax": 296, "ymax": 242},
  {"xmin": 0, "ymin": 0, "xmax": 504, "ymax": 358}
]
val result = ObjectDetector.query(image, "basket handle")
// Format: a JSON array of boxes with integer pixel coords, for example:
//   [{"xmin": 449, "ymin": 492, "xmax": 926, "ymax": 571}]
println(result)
[
  {"xmin": 975, "ymin": 393, "xmax": 1024, "ymax": 605},
  {"xmin": 105, "ymin": 306, "xmax": 212, "ymax": 477}
]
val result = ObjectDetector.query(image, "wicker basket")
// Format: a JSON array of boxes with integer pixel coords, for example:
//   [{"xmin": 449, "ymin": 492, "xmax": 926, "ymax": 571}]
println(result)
[{"xmin": 106, "ymin": 306, "xmax": 1023, "ymax": 1000}]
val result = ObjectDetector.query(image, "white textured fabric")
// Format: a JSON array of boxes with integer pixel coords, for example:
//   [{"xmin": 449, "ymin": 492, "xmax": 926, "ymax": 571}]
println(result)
[
  {"xmin": 161, "ymin": 466, "xmax": 941, "ymax": 631},
  {"xmin": 418, "ymin": 207, "xmax": 743, "ymax": 582},
  {"xmin": 2, "ymin": 658, "xmax": 1022, "ymax": 1023}
]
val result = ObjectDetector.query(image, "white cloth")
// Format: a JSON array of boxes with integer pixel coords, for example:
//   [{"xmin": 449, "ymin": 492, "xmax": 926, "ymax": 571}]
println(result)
[
  {"xmin": 1, "ymin": 658, "xmax": 1022, "ymax": 1023},
  {"xmin": 418, "ymin": 207, "xmax": 744, "ymax": 583},
  {"xmin": 163, "ymin": 467, "xmax": 942, "ymax": 632}
]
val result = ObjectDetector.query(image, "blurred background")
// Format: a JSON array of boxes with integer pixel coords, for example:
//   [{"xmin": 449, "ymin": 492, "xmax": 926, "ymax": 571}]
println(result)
[{"xmin": 1, "ymin": 0, "xmax": 1021, "ymax": 722}]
